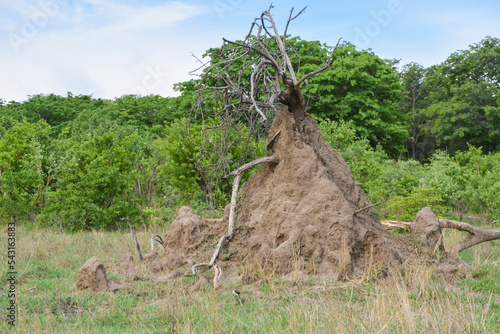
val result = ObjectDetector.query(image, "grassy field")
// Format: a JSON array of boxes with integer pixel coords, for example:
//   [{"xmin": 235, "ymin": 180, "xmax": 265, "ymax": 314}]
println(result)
[{"xmin": 1, "ymin": 223, "xmax": 499, "ymax": 333}]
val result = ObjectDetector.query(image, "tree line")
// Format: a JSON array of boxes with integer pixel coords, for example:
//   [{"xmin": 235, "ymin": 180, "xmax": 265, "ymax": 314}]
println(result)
[{"xmin": 0, "ymin": 36, "xmax": 498, "ymax": 229}]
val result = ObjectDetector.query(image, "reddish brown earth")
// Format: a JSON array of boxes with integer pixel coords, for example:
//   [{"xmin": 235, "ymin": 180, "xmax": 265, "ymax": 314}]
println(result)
[
  {"xmin": 76, "ymin": 256, "xmax": 126, "ymax": 293},
  {"xmin": 158, "ymin": 109, "xmax": 415, "ymax": 279}
]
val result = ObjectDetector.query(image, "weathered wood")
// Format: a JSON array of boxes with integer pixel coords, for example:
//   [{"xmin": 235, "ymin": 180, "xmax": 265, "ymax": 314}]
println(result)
[
  {"xmin": 381, "ymin": 220, "xmax": 412, "ymax": 230},
  {"xmin": 439, "ymin": 219, "xmax": 500, "ymax": 253},
  {"xmin": 353, "ymin": 202, "xmax": 381, "ymax": 215},
  {"xmin": 297, "ymin": 37, "xmax": 342, "ymax": 86},
  {"xmin": 208, "ymin": 173, "xmax": 242, "ymax": 265},
  {"xmin": 381, "ymin": 219, "xmax": 500, "ymax": 252},
  {"xmin": 224, "ymin": 155, "xmax": 278, "ymax": 178},
  {"xmin": 182, "ymin": 262, "xmax": 210, "ymax": 277},
  {"xmin": 150, "ymin": 235, "xmax": 163, "ymax": 252},
  {"xmin": 120, "ymin": 218, "xmax": 143, "ymax": 262},
  {"xmin": 213, "ymin": 265, "xmax": 222, "ymax": 290}
]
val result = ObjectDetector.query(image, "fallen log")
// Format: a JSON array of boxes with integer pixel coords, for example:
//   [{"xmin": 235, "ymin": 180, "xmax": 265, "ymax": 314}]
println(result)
[{"xmin": 381, "ymin": 219, "xmax": 500, "ymax": 253}]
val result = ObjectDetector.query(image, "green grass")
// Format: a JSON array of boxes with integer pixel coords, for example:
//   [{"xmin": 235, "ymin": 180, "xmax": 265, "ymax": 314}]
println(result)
[{"xmin": 1, "ymin": 224, "xmax": 499, "ymax": 333}]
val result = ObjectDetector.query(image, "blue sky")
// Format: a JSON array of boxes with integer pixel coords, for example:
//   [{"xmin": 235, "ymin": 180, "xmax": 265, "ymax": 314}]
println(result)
[{"xmin": 1, "ymin": 0, "xmax": 499, "ymax": 102}]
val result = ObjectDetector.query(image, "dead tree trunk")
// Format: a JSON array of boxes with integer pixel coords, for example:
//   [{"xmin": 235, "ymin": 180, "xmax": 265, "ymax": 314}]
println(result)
[
  {"xmin": 188, "ymin": 5, "xmax": 341, "ymax": 209},
  {"xmin": 381, "ymin": 219, "xmax": 500, "ymax": 252}
]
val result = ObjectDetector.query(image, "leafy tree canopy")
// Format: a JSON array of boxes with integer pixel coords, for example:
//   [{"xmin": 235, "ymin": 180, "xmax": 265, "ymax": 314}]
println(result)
[
  {"xmin": 290, "ymin": 39, "xmax": 409, "ymax": 156},
  {"xmin": 190, "ymin": 37, "xmax": 409, "ymax": 157},
  {"xmin": 424, "ymin": 36, "xmax": 500, "ymax": 154}
]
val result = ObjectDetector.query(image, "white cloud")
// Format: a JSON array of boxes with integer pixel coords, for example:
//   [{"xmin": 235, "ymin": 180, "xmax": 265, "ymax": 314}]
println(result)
[
  {"xmin": 74, "ymin": 0, "xmax": 204, "ymax": 33},
  {"xmin": 0, "ymin": 0, "xmax": 209, "ymax": 101},
  {"xmin": 1, "ymin": 1, "xmax": 499, "ymax": 102}
]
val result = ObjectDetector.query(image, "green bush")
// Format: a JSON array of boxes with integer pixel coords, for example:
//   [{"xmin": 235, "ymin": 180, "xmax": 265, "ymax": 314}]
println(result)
[
  {"xmin": 384, "ymin": 187, "xmax": 446, "ymax": 220},
  {"xmin": 454, "ymin": 146, "xmax": 500, "ymax": 223},
  {"xmin": 0, "ymin": 119, "xmax": 52, "ymax": 220},
  {"xmin": 157, "ymin": 118, "xmax": 265, "ymax": 208},
  {"xmin": 39, "ymin": 131, "xmax": 145, "ymax": 231}
]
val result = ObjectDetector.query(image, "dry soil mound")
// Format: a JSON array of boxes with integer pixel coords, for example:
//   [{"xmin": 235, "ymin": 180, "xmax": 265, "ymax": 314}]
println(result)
[
  {"xmin": 77, "ymin": 256, "xmax": 126, "ymax": 293},
  {"xmin": 161, "ymin": 109, "xmax": 413, "ymax": 278},
  {"xmin": 230, "ymin": 109, "xmax": 412, "ymax": 277}
]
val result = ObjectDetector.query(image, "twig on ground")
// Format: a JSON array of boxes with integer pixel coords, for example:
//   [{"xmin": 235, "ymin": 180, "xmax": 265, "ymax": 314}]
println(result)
[{"xmin": 119, "ymin": 218, "xmax": 143, "ymax": 261}]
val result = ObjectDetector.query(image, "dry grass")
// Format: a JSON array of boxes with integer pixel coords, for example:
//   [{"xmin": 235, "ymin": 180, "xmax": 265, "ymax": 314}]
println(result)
[{"xmin": 0, "ymin": 224, "xmax": 498, "ymax": 333}]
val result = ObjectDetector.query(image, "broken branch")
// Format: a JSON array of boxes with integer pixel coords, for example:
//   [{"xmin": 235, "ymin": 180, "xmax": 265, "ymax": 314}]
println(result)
[
  {"xmin": 184, "ymin": 156, "xmax": 279, "ymax": 277},
  {"xmin": 208, "ymin": 173, "xmax": 242, "ymax": 265},
  {"xmin": 120, "ymin": 218, "xmax": 142, "ymax": 262},
  {"xmin": 439, "ymin": 219, "xmax": 500, "ymax": 253},
  {"xmin": 353, "ymin": 202, "xmax": 381, "ymax": 215},
  {"xmin": 381, "ymin": 219, "xmax": 500, "ymax": 253},
  {"xmin": 213, "ymin": 265, "xmax": 222, "ymax": 290},
  {"xmin": 224, "ymin": 155, "xmax": 278, "ymax": 178},
  {"xmin": 222, "ymin": 38, "xmax": 282, "ymax": 76},
  {"xmin": 263, "ymin": 8, "xmax": 297, "ymax": 84},
  {"xmin": 250, "ymin": 60, "xmax": 271, "ymax": 121},
  {"xmin": 283, "ymin": 7, "xmax": 307, "ymax": 43},
  {"xmin": 297, "ymin": 38, "xmax": 342, "ymax": 86},
  {"xmin": 381, "ymin": 220, "xmax": 412, "ymax": 230}
]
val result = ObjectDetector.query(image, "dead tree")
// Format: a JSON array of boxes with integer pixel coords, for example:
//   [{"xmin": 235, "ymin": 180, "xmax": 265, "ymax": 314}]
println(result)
[
  {"xmin": 381, "ymin": 219, "xmax": 500, "ymax": 253},
  {"xmin": 183, "ymin": 5, "xmax": 341, "ymax": 276},
  {"xmin": 190, "ymin": 5, "xmax": 340, "ymax": 206},
  {"xmin": 194, "ymin": 5, "xmax": 340, "ymax": 121}
]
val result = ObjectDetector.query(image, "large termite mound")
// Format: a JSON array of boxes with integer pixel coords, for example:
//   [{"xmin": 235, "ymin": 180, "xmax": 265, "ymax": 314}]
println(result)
[
  {"xmin": 161, "ymin": 108, "xmax": 413, "ymax": 278},
  {"xmin": 229, "ymin": 108, "xmax": 411, "ymax": 277}
]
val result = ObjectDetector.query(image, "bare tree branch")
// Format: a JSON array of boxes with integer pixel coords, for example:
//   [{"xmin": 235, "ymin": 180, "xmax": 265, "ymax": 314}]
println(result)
[
  {"xmin": 439, "ymin": 219, "xmax": 500, "ymax": 253},
  {"xmin": 188, "ymin": 51, "xmax": 211, "ymax": 75},
  {"xmin": 262, "ymin": 8, "xmax": 298, "ymax": 84},
  {"xmin": 183, "ymin": 156, "xmax": 279, "ymax": 277},
  {"xmin": 187, "ymin": 5, "xmax": 340, "ymax": 207},
  {"xmin": 353, "ymin": 202, "xmax": 381, "ymax": 215},
  {"xmin": 283, "ymin": 7, "xmax": 307, "ymax": 45},
  {"xmin": 297, "ymin": 38, "xmax": 342, "ymax": 86},
  {"xmin": 119, "ymin": 218, "xmax": 142, "ymax": 262},
  {"xmin": 224, "ymin": 155, "xmax": 278, "ymax": 178},
  {"xmin": 250, "ymin": 60, "xmax": 272, "ymax": 121},
  {"xmin": 381, "ymin": 219, "xmax": 500, "ymax": 253}
]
